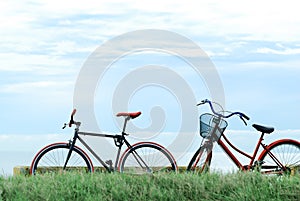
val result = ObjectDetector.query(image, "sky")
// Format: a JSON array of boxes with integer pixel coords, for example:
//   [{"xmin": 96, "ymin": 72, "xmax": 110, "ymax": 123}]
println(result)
[{"xmin": 0, "ymin": 0, "xmax": 300, "ymax": 175}]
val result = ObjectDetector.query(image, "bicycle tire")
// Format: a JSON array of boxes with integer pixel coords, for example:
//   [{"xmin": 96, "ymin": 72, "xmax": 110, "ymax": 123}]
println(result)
[
  {"xmin": 258, "ymin": 139, "xmax": 300, "ymax": 175},
  {"xmin": 30, "ymin": 142, "xmax": 94, "ymax": 175},
  {"xmin": 187, "ymin": 143, "xmax": 212, "ymax": 173},
  {"xmin": 118, "ymin": 142, "xmax": 177, "ymax": 174}
]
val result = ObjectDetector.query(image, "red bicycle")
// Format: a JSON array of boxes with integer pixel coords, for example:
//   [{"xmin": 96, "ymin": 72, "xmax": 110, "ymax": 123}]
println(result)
[{"xmin": 187, "ymin": 99, "xmax": 300, "ymax": 175}]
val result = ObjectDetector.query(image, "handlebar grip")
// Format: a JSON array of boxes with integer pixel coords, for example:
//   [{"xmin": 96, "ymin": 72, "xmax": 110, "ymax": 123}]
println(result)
[
  {"xmin": 69, "ymin": 109, "xmax": 77, "ymax": 127},
  {"xmin": 196, "ymin": 99, "xmax": 208, "ymax": 106},
  {"xmin": 242, "ymin": 113, "xmax": 250, "ymax": 120},
  {"xmin": 71, "ymin": 109, "xmax": 77, "ymax": 117}
]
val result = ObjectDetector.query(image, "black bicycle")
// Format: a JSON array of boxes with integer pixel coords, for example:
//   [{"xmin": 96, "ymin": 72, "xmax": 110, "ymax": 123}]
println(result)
[{"xmin": 30, "ymin": 109, "xmax": 177, "ymax": 175}]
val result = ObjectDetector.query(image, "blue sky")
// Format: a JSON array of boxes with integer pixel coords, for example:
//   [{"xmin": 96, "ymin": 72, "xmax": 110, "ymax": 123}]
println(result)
[{"xmin": 0, "ymin": 0, "xmax": 300, "ymax": 174}]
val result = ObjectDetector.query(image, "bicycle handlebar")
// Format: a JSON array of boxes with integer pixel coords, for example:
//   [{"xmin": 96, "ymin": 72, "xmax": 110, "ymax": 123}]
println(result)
[
  {"xmin": 62, "ymin": 109, "xmax": 78, "ymax": 129},
  {"xmin": 197, "ymin": 99, "xmax": 250, "ymax": 125},
  {"xmin": 69, "ymin": 109, "xmax": 77, "ymax": 127}
]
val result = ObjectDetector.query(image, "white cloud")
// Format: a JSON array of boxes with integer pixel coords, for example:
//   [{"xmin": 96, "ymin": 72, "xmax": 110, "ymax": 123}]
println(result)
[
  {"xmin": 1, "ymin": 0, "xmax": 300, "ymax": 42},
  {"xmin": 217, "ymin": 57, "xmax": 300, "ymax": 73},
  {"xmin": 0, "ymin": 52, "xmax": 79, "ymax": 74},
  {"xmin": 0, "ymin": 81, "xmax": 70, "ymax": 92},
  {"xmin": 1, "ymin": 0, "xmax": 300, "ymax": 78},
  {"xmin": 0, "ymin": 134, "xmax": 67, "ymax": 151},
  {"xmin": 254, "ymin": 42, "xmax": 300, "ymax": 55},
  {"xmin": 46, "ymin": 41, "xmax": 96, "ymax": 56},
  {"xmin": 256, "ymin": 47, "xmax": 300, "ymax": 55}
]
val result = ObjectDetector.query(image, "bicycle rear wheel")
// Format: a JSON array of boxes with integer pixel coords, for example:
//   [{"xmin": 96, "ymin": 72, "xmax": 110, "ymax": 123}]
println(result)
[
  {"xmin": 30, "ymin": 143, "xmax": 94, "ymax": 175},
  {"xmin": 119, "ymin": 142, "xmax": 177, "ymax": 174},
  {"xmin": 187, "ymin": 143, "xmax": 212, "ymax": 173},
  {"xmin": 258, "ymin": 139, "xmax": 300, "ymax": 175}
]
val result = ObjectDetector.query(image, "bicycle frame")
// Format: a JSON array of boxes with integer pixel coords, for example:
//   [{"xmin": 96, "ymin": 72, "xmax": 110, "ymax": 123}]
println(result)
[
  {"xmin": 215, "ymin": 130, "xmax": 285, "ymax": 171},
  {"xmin": 78, "ymin": 131, "xmax": 130, "ymax": 172},
  {"xmin": 64, "ymin": 117, "xmax": 147, "ymax": 173}
]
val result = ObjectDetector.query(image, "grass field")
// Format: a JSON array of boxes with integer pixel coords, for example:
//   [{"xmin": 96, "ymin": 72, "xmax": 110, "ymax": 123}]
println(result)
[{"xmin": 0, "ymin": 172, "xmax": 299, "ymax": 201}]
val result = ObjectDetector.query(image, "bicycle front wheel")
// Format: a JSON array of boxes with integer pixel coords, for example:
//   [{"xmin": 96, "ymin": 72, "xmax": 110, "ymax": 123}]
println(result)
[
  {"xmin": 187, "ymin": 142, "xmax": 212, "ymax": 174},
  {"xmin": 119, "ymin": 142, "xmax": 177, "ymax": 174},
  {"xmin": 258, "ymin": 139, "xmax": 300, "ymax": 175},
  {"xmin": 30, "ymin": 143, "xmax": 94, "ymax": 175}
]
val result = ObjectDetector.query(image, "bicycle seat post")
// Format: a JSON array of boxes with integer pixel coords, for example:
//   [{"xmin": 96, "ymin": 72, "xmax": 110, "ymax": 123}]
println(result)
[{"xmin": 122, "ymin": 116, "xmax": 130, "ymax": 134}]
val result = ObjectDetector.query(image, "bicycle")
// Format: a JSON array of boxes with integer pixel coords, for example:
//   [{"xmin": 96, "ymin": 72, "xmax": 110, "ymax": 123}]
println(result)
[
  {"xmin": 187, "ymin": 99, "xmax": 300, "ymax": 175},
  {"xmin": 30, "ymin": 109, "xmax": 178, "ymax": 175}
]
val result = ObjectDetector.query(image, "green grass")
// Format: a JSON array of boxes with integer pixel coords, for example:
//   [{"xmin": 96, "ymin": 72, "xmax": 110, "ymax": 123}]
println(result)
[{"xmin": 0, "ymin": 172, "xmax": 299, "ymax": 201}]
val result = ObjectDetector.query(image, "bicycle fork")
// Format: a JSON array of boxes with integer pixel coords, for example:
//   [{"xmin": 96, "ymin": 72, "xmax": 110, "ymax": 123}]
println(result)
[
  {"xmin": 193, "ymin": 140, "xmax": 213, "ymax": 172},
  {"xmin": 63, "ymin": 129, "xmax": 79, "ymax": 170}
]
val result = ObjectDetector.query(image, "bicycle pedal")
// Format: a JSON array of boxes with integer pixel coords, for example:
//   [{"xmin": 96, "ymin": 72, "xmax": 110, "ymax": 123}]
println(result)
[
  {"xmin": 242, "ymin": 165, "xmax": 248, "ymax": 169},
  {"xmin": 254, "ymin": 160, "xmax": 265, "ymax": 166},
  {"xmin": 105, "ymin": 160, "xmax": 113, "ymax": 170},
  {"xmin": 105, "ymin": 160, "xmax": 113, "ymax": 166}
]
